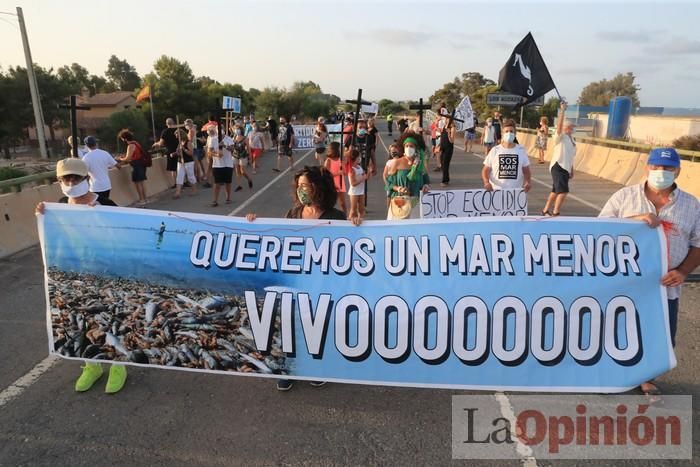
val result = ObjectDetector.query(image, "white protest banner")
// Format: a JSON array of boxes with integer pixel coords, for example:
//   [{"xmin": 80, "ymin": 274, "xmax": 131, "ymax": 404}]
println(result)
[
  {"xmin": 454, "ymin": 96, "xmax": 474, "ymax": 131},
  {"xmin": 361, "ymin": 102, "xmax": 379, "ymax": 114},
  {"xmin": 420, "ymin": 188, "xmax": 528, "ymax": 218},
  {"xmin": 222, "ymin": 96, "xmax": 241, "ymax": 113}
]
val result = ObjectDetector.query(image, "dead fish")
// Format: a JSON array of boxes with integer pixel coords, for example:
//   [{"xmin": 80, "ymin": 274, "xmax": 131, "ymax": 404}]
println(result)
[
  {"xmin": 238, "ymin": 353, "xmax": 273, "ymax": 374},
  {"xmin": 145, "ymin": 301, "xmax": 159, "ymax": 323},
  {"xmin": 238, "ymin": 326, "xmax": 255, "ymax": 341},
  {"xmin": 105, "ymin": 332, "xmax": 129, "ymax": 357},
  {"xmin": 199, "ymin": 295, "xmax": 228, "ymax": 309}
]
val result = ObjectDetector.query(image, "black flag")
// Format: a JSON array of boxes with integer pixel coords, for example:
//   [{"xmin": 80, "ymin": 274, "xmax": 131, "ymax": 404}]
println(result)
[{"xmin": 498, "ymin": 32, "xmax": 556, "ymax": 108}]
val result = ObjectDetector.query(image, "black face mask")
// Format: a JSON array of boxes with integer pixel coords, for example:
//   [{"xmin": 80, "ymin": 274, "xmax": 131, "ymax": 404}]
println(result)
[{"xmin": 390, "ymin": 152, "xmax": 400, "ymax": 158}]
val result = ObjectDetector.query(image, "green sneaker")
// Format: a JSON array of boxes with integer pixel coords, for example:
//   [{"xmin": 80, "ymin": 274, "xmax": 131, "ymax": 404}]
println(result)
[
  {"xmin": 75, "ymin": 363, "xmax": 103, "ymax": 392},
  {"xmin": 105, "ymin": 364, "xmax": 127, "ymax": 394}
]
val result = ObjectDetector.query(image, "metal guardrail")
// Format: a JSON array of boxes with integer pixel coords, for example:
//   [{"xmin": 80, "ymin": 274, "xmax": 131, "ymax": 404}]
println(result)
[
  {"xmin": 516, "ymin": 127, "xmax": 700, "ymax": 162},
  {"xmin": 0, "ymin": 170, "xmax": 56, "ymax": 193}
]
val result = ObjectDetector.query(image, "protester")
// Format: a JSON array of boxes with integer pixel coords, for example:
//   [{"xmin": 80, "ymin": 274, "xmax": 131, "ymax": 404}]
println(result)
[
  {"xmin": 432, "ymin": 117, "xmax": 446, "ymax": 172},
  {"xmin": 535, "ymin": 116, "xmax": 549, "ymax": 164},
  {"xmin": 266, "ymin": 115, "xmax": 278, "ymax": 150},
  {"xmin": 385, "ymin": 131, "xmax": 430, "ymax": 220},
  {"xmin": 274, "ymin": 116, "xmax": 294, "ymax": 172},
  {"xmin": 366, "ymin": 118, "xmax": 378, "ymax": 175},
  {"xmin": 35, "ymin": 158, "xmax": 127, "ymax": 394},
  {"xmin": 153, "ymin": 118, "xmax": 179, "ymax": 188},
  {"xmin": 245, "ymin": 165, "xmax": 360, "ymax": 391},
  {"xmin": 347, "ymin": 149, "xmax": 367, "ymax": 220},
  {"xmin": 465, "ymin": 115, "xmax": 478, "ymax": 153},
  {"xmin": 481, "ymin": 119, "xmax": 531, "ymax": 194},
  {"xmin": 437, "ymin": 117, "xmax": 456, "ymax": 186},
  {"xmin": 248, "ymin": 123, "xmax": 264, "ymax": 174},
  {"xmin": 542, "ymin": 104, "xmax": 575, "ymax": 216},
  {"xmin": 398, "ymin": 115, "xmax": 409, "ymax": 133},
  {"xmin": 116, "ymin": 129, "xmax": 148, "ymax": 206},
  {"xmin": 383, "ymin": 143, "xmax": 402, "ymax": 208},
  {"xmin": 173, "ymin": 129, "xmax": 197, "ymax": 199},
  {"xmin": 481, "ymin": 117, "xmax": 496, "ymax": 155},
  {"xmin": 210, "ymin": 126, "xmax": 233, "ymax": 206},
  {"xmin": 322, "ymin": 141, "xmax": 347, "ymax": 214},
  {"xmin": 386, "ymin": 113, "xmax": 394, "ymax": 136},
  {"xmin": 230, "ymin": 125, "xmax": 253, "ymax": 192},
  {"xmin": 342, "ymin": 116, "xmax": 354, "ymax": 149},
  {"xmin": 82, "ymin": 136, "xmax": 117, "ymax": 198},
  {"xmin": 194, "ymin": 125, "xmax": 209, "ymax": 184},
  {"xmin": 66, "ymin": 135, "xmax": 88, "ymax": 158},
  {"xmin": 313, "ymin": 117, "xmax": 328, "ymax": 164},
  {"xmin": 492, "ymin": 111, "xmax": 503, "ymax": 143},
  {"xmin": 599, "ymin": 147, "xmax": 700, "ymax": 398}
]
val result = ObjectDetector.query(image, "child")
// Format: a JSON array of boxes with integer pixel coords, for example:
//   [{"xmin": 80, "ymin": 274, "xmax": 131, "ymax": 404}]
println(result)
[
  {"xmin": 347, "ymin": 149, "xmax": 367, "ymax": 220},
  {"xmin": 323, "ymin": 142, "xmax": 347, "ymax": 214}
]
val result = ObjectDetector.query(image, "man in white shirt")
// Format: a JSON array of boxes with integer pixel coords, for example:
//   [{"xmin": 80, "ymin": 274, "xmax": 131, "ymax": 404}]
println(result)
[
  {"xmin": 481, "ymin": 118, "xmax": 531, "ymax": 193},
  {"xmin": 599, "ymin": 147, "xmax": 700, "ymax": 398},
  {"xmin": 542, "ymin": 102, "xmax": 576, "ymax": 216},
  {"xmin": 81, "ymin": 136, "xmax": 117, "ymax": 197}
]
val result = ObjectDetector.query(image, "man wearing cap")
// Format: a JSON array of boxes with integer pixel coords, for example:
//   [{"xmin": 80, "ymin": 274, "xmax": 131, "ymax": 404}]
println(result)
[
  {"xmin": 542, "ymin": 102, "xmax": 576, "ymax": 216},
  {"xmin": 153, "ymin": 117, "xmax": 179, "ymax": 188},
  {"xmin": 599, "ymin": 147, "xmax": 700, "ymax": 397},
  {"xmin": 82, "ymin": 136, "xmax": 118, "ymax": 198},
  {"xmin": 36, "ymin": 159, "xmax": 127, "ymax": 394},
  {"xmin": 66, "ymin": 135, "xmax": 88, "ymax": 158}
]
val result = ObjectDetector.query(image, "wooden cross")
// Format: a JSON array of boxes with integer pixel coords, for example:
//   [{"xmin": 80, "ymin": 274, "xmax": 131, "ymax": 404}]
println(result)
[
  {"xmin": 345, "ymin": 89, "xmax": 371, "ymax": 149},
  {"xmin": 409, "ymin": 98, "xmax": 431, "ymax": 131},
  {"xmin": 58, "ymin": 95, "xmax": 90, "ymax": 158},
  {"xmin": 443, "ymin": 108, "xmax": 465, "ymax": 128}
]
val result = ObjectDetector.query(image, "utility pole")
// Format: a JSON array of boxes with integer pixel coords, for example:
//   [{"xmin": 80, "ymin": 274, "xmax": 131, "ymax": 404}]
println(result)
[{"xmin": 16, "ymin": 7, "xmax": 48, "ymax": 159}]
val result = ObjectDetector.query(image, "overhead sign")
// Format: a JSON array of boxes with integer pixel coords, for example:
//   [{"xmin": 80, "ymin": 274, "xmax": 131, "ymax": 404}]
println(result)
[
  {"xmin": 222, "ymin": 96, "xmax": 242, "ymax": 112},
  {"xmin": 487, "ymin": 93, "xmax": 544, "ymax": 107},
  {"xmin": 39, "ymin": 205, "xmax": 675, "ymax": 392}
]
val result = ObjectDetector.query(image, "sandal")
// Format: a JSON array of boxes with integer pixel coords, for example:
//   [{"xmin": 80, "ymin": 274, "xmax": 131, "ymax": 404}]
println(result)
[
  {"xmin": 248, "ymin": 180, "xmax": 253, "ymax": 189},
  {"xmin": 210, "ymin": 201, "xmax": 218, "ymax": 207},
  {"xmin": 551, "ymin": 211, "xmax": 560, "ymax": 217},
  {"xmin": 235, "ymin": 186, "xmax": 243, "ymax": 192},
  {"xmin": 541, "ymin": 209, "xmax": 550, "ymax": 216},
  {"xmin": 272, "ymin": 168, "xmax": 281, "ymax": 172},
  {"xmin": 225, "ymin": 199, "xmax": 232, "ymax": 204}
]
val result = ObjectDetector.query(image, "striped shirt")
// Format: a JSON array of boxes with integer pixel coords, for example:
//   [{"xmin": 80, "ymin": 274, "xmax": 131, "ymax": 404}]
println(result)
[{"xmin": 599, "ymin": 182, "xmax": 700, "ymax": 299}]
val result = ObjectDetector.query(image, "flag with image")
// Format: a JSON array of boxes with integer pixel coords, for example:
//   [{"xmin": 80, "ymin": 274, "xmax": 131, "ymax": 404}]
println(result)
[{"xmin": 498, "ymin": 32, "xmax": 556, "ymax": 108}]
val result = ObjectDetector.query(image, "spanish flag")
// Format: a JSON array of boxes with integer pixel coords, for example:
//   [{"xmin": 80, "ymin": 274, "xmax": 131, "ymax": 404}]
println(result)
[{"xmin": 136, "ymin": 85, "xmax": 151, "ymax": 103}]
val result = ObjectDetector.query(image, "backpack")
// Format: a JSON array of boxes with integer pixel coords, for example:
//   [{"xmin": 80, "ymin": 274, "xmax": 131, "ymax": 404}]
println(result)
[{"xmin": 130, "ymin": 141, "xmax": 152, "ymax": 167}]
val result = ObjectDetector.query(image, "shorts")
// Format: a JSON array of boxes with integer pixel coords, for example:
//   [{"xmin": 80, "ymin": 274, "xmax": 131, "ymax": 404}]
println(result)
[
  {"xmin": 466, "ymin": 132, "xmax": 476, "ymax": 141},
  {"xmin": 551, "ymin": 162, "xmax": 570, "ymax": 194},
  {"xmin": 176, "ymin": 161, "xmax": 196, "ymax": 185},
  {"xmin": 213, "ymin": 167, "xmax": 233, "ymax": 184},
  {"xmin": 166, "ymin": 153, "xmax": 178, "ymax": 172},
  {"xmin": 193, "ymin": 147, "xmax": 205, "ymax": 161},
  {"xmin": 484, "ymin": 142, "xmax": 495, "ymax": 152},
  {"xmin": 278, "ymin": 147, "xmax": 292, "ymax": 158},
  {"xmin": 233, "ymin": 156, "xmax": 248, "ymax": 167},
  {"xmin": 250, "ymin": 148, "xmax": 263, "ymax": 160},
  {"xmin": 131, "ymin": 163, "xmax": 147, "ymax": 182}
]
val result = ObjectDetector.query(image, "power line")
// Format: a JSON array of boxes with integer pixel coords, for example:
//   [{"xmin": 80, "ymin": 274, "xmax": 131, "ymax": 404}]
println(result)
[{"xmin": 0, "ymin": 16, "xmax": 18, "ymax": 29}]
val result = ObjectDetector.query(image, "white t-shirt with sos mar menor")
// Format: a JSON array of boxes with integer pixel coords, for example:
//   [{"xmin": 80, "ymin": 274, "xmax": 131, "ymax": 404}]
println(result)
[
  {"xmin": 214, "ymin": 135, "xmax": 234, "ymax": 168},
  {"xmin": 483, "ymin": 144, "xmax": 530, "ymax": 190}
]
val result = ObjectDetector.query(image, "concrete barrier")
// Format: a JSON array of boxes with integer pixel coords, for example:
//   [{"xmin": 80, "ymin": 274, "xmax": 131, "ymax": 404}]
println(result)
[
  {"xmin": 597, "ymin": 148, "xmax": 642, "ymax": 185},
  {"xmin": 576, "ymin": 145, "xmax": 610, "ymax": 177},
  {"xmin": 625, "ymin": 153, "xmax": 649, "ymax": 185},
  {"xmin": 677, "ymin": 160, "xmax": 700, "ymax": 199},
  {"xmin": 0, "ymin": 156, "xmax": 172, "ymax": 259}
]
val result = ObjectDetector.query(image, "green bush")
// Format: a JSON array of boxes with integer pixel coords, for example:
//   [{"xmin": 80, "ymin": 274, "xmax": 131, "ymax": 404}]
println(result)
[
  {"xmin": 672, "ymin": 134, "xmax": 700, "ymax": 152},
  {"xmin": 0, "ymin": 166, "xmax": 27, "ymax": 182},
  {"xmin": 97, "ymin": 109, "xmax": 150, "ymax": 153}
]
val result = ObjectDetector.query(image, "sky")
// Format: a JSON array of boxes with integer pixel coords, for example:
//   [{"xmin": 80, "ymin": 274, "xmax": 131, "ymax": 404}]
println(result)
[{"xmin": 1, "ymin": 0, "xmax": 699, "ymax": 107}]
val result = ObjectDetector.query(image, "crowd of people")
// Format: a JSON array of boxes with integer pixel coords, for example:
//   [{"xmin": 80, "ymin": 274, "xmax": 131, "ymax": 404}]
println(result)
[{"xmin": 41, "ymin": 99, "xmax": 699, "ymax": 398}]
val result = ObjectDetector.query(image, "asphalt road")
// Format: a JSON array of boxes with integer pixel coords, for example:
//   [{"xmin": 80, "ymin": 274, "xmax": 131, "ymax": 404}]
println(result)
[{"xmin": 0, "ymin": 125, "xmax": 697, "ymax": 466}]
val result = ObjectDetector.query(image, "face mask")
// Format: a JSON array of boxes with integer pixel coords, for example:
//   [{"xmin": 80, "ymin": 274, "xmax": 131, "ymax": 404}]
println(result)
[
  {"xmin": 404, "ymin": 146, "xmax": 416, "ymax": 158},
  {"xmin": 502, "ymin": 132, "xmax": 515, "ymax": 143},
  {"xmin": 487, "ymin": 122, "xmax": 492, "ymax": 126},
  {"xmin": 358, "ymin": 129, "xmax": 367, "ymax": 137},
  {"xmin": 437, "ymin": 120, "xmax": 445, "ymax": 130},
  {"xmin": 297, "ymin": 187, "xmax": 312, "ymax": 206},
  {"xmin": 390, "ymin": 151, "xmax": 400, "ymax": 158},
  {"xmin": 648, "ymin": 169, "xmax": 676, "ymax": 190},
  {"xmin": 61, "ymin": 180, "xmax": 89, "ymax": 198}
]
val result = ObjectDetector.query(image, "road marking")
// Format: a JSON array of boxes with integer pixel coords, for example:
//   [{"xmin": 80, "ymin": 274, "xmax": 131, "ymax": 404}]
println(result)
[
  {"xmin": 494, "ymin": 392, "xmax": 538, "ymax": 466},
  {"xmin": 0, "ymin": 355, "xmax": 59, "ymax": 409},
  {"xmin": 228, "ymin": 148, "xmax": 315, "ymax": 216},
  {"xmin": 460, "ymin": 145, "xmax": 603, "ymax": 212}
]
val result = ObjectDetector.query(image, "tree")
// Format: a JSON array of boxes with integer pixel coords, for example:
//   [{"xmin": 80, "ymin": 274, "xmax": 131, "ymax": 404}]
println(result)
[
  {"xmin": 97, "ymin": 109, "xmax": 149, "ymax": 152},
  {"xmin": 57, "ymin": 62, "xmax": 111, "ymax": 95},
  {"xmin": 105, "ymin": 55, "xmax": 141, "ymax": 92},
  {"xmin": 430, "ymin": 72, "xmax": 496, "ymax": 110},
  {"xmin": 254, "ymin": 87, "xmax": 285, "ymax": 119},
  {"xmin": 378, "ymin": 99, "xmax": 406, "ymax": 115},
  {"xmin": 578, "ymin": 72, "xmax": 640, "ymax": 108}
]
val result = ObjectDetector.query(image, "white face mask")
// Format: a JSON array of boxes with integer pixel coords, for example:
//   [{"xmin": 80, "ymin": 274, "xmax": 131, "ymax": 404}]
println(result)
[
  {"xmin": 61, "ymin": 180, "xmax": 89, "ymax": 198},
  {"xmin": 648, "ymin": 169, "xmax": 676, "ymax": 190},
  {"xmin": 502, "ymin": 132, "xmax": 515, "ymax": 143},
  {"xmin": 404, "ymin": 146, "xmax": 416, "ymax": 158}
]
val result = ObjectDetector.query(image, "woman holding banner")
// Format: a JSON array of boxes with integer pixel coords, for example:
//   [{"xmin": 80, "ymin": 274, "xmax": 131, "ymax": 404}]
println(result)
[
  {"xmin": 385, "ymin": 131, "xmax": 430, "ymax": 220},
  {"xmin": 245, "ymin": 165, "xmax": 361, "ymax": 391}
]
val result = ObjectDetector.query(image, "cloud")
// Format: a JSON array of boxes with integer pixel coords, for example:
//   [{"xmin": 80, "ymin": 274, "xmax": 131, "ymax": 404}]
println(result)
[
  {"xmin": 664, "ymin": 38, "xmax": 700, "ymax": 54},
  {"xmin": 365, "ymin": 29, "xmax": 436, "ymax": 46},
  {"xmin": 557, "ymin": 67, "xmax": 598, "ymax": 76},
  {"xmin": 597, "ymin": 31, "xmax": 658, "ymax": 43}
]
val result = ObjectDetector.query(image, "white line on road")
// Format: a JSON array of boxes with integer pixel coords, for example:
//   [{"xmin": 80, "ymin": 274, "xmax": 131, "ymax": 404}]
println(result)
[
  {"xmin": 228, "ymin": 148, "xmax": 315, "ymax": 216},
  {"xmin": 0, "ymin": 355, "xmax": 59, "ymax": 409},
  {"xmin": 494, "ymin": 392, "xmax": 538, "ymax": 467}
]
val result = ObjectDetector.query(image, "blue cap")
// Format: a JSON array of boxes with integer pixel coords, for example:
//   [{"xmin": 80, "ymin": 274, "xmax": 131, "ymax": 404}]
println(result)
[
  {"xmin": 84, "ymin": 136, "xmax": 97, "ymax": 147},
  {"xmin": 647, "ymin": 147, "xmax": 680, "ymax": 167}
]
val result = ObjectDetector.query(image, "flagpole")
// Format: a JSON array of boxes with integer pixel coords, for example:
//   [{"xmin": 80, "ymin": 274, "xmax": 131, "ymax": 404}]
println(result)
[{"xmin": 149, "ymin": 91, "xmax": 156, "ymax": 143}]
